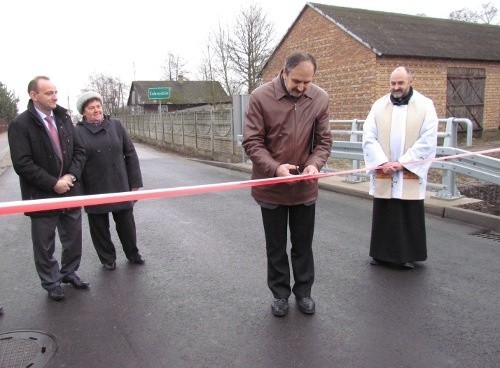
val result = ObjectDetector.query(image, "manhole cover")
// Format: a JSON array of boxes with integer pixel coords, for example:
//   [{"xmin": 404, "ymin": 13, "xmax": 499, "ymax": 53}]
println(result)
[{"xmin": 0, "ymin": 330, "xmax": 57, "ymax": 368}]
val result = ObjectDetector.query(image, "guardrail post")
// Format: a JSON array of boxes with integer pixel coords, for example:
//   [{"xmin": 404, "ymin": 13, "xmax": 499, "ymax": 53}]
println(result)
[
  {"xmin": 435, "ymin": 117, "xmax": 462, "ymax": 199},
  {"xmin": 345, "ymin": 119, "xmax": 364, "ymax": 183}
]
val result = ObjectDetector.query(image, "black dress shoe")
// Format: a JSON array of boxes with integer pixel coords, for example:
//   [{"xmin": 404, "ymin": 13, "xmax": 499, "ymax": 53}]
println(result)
[
  {"xmin": 271, "ymin": 298, "xmax": 289, "ymax": 317},
  {"xmin": 62, "ymin": 275, "xmax": 89, "ymax": 289},
  {"xmin": 128, "ymin": 254, "xmax": 145, "ymax": 264},
  {"xmin": 48, "ymin": 286, "xmax": 65, "ymax": 301},
  {"xmin": 296, "ymin": 296, "xmax": 315, "ymax": 315},
  {"xmin": 103, "ymin": 262, "xmax": 117, "ymax": 271}
]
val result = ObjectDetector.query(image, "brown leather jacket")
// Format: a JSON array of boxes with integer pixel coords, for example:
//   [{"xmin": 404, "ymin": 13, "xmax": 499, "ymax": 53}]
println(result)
[{"xmin": 242, "ymin": 74, "xmax": 332, "ymax": 205}]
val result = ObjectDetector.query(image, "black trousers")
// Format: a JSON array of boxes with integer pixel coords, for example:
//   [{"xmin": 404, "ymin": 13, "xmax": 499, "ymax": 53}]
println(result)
[
  {"xmin": 31, "ymin": 209, "xmax": 82, "ymax": 291},
  {"xmin": 87, "ymin": 208, "xmax": 139, "ymax": 264},
  {"xmin": 260, "ymin": 203, "xmax": 315, "ymax": 299}
]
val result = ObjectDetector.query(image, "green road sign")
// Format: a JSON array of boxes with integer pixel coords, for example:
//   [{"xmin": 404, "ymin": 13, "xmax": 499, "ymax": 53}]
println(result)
[{"xmin": 148, "ymin": 87, "xmax": 170, "ymax": 99}]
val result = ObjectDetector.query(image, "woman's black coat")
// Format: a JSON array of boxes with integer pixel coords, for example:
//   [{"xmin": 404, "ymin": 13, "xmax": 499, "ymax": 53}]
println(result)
[{"xmin": 75, "ymin": 117, "xmax": 143, "ymax": 214}]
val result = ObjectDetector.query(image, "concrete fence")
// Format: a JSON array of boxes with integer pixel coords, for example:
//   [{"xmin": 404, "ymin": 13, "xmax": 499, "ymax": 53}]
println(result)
[{"xmin": 117, "ymin": 109, "xmax": 243, "ymax": 163}]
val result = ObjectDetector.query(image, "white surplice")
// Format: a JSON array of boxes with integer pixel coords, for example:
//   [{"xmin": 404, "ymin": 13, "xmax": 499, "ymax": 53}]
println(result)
[{"xmin": 362, "ymin": 90, "xmax": 439, "ymax": 199}]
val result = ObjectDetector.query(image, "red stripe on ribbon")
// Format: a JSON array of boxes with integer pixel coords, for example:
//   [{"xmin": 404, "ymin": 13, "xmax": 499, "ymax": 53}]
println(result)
[{"xmin": 0, "ymin": 148, "xmax": 498, "ymax": 216}]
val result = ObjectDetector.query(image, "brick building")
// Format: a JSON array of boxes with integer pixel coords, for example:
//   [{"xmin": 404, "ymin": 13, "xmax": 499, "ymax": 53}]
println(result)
[{"xmin": 261, "ymin": 3, "xmax": 500, "ymax": 132}]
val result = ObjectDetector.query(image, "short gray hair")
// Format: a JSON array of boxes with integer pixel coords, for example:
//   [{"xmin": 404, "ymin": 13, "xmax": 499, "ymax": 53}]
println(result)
[{"xmin": 284, "ymin": 52, "xmax": 317, "ymax": 74}]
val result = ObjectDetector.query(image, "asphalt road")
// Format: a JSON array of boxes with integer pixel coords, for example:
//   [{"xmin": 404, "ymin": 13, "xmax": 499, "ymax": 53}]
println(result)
[{"xmin": 0, "ymin": 143, "xmax": 498, "ymax": 368}]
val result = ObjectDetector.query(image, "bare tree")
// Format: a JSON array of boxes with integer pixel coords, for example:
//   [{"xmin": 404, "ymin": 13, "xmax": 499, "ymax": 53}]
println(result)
[
  {"xmin": 227, "ymin": 4, "xmax": 275, "ymax": 93},
  {"xmin": 84, "ymin": 73, "xmax": 129, "ymax": 115},
  {"xmin": 197, "ymin": 43, "xmax": 237, "ymax": 107},
  {"xmin": 199, "ymin": 42, "xmax": 217, "ymax": 82},
  {"xmin": 197, "ymin": 5, "xmax": 274, "ymax": 95},
  {"xmin": 199, "ymin": 44, "xmax": 218, "ymax": 105},
  {"xmin": 209, "ymin": 23, "xmax": 243, "ymax": 95},
  {"xmin": 450, "ymin": 8, "xmax": 478, "ymax": 22},
  {"xmin": 161, "ymin": 53, "xmax": 187, "ymax": 81},
  {"xmin": 478, "ymin": 2, "xmax": 498, "ymax": 23},
  {"xmin": 450, "ymin": 2, "xmax": 498, "ymax": 24}
]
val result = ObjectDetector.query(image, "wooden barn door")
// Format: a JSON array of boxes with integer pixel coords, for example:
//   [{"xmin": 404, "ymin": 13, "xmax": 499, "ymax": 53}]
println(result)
[{"xmin": 446, "ymin": 67, "xmax": 485, "ymax": 132}]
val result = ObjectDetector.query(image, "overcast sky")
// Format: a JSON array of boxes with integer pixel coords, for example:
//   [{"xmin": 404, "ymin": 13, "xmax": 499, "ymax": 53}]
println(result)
[{"xmin": 2, "ymin": 0, "xmax": 498, "ymax": 112}]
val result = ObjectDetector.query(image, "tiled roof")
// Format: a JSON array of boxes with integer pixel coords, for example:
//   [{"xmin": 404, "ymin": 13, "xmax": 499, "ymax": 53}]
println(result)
[
  {"xmin": 308, "ymin": 2, "xmax": 500, "ymax": 61},
  {"xmin": 128, "ymin": 80, "xmax": 231, "ymax": 106}
]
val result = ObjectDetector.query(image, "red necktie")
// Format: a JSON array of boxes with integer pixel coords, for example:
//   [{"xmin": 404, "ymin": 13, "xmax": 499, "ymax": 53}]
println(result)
[{"xmin": 45, "ymin": 116, "xmax": 62, "ymax": 157}]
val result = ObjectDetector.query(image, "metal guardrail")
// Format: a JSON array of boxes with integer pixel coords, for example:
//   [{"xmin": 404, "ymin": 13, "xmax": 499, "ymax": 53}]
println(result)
[
  {"xmin": 434, "ymin": 147, "xmax": 500, "ymax": 184},
  {"xmin": 237, "ymin": 117, "xmax": 497, "ymax": 200},
  {"xmin": 330, "ymin": 118, "xmax": 499, "ymax": 200}
]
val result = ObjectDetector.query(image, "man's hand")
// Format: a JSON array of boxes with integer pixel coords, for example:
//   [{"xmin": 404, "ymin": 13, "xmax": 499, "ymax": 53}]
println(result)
[
  {"xmin": 302, "ymin": 165, "xmax": 318, "ymax": 175},
  {"xmin": 60, "ymin": 174, "xmax": 74, "ymax": 183},
  {"xmin": 53, "ymin": 177, "xmax": 74, "ymax": 194},
  {"xmin": 380, "ymin": 161, "xmax": 403, "ymax": 175},
  {"xmin": 275, "ymin": 164, "xmax": 319, "ymax": 185},
  {"xmin": 275, "ymin": 164, "xmax": 299, "ymax": 177},
  {"xmin": 301, "ymin": 165, "xmax": 319, "ymax": 183}
]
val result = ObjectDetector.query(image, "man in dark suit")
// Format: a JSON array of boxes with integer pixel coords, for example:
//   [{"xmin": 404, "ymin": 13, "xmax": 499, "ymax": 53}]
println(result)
[{"xmin": 8, "ymin": 76, "xmax": 89, "ymax": 301}]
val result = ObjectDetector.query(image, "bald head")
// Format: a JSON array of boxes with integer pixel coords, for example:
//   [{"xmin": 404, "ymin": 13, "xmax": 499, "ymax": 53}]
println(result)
[
  {"xmin": 390, "ymin": 66, "xmax": 413, "ymax": 99},
  {"xmin": 390, "ymin": 67, "xmax": 413, "ymax": 81}
]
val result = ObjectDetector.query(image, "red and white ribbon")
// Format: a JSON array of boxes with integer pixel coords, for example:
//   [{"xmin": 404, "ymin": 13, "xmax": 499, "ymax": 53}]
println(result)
[{"xmin": 0, "ymin": 148, "xmax": 498, "ymax": 216}]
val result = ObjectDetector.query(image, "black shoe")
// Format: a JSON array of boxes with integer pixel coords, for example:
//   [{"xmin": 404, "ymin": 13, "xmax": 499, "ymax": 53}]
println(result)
[
  {"xmin": 402, "ymin": 262, "xmax": 415, "ymax": 269},
  {"xmin": 62, "ymin": 275, "xmax": 89, "ymax": 289},
  {"xmin": 296, "ymin": 296, "xmax": 315, "ymax": 315},
  {"xmin": 271, "ymin": 298, "xmax": 289, "ymax": 317},
  {"xmin": 128, "ymin": 254, "xmax": 145, "ymax": 264},
  {"xmin": 370, "ymin": 258, "xmax": 381, "ymax": 265},
  {"xmin": 103, "ymin": 262, "xmax": 117, "ymax": 271},
  {"xmin": 48, "ymin": 286, "xmax": 65, "ymax": 301},
  {"xmin": 0, "ymin": 306, "xmax": 3, "ymax": 314}
]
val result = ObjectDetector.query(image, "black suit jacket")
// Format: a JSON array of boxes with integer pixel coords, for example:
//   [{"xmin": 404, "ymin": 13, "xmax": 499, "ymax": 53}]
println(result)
[{"xmin": 8, "ymin": 100, "xmax": 86, "ymax": 216}]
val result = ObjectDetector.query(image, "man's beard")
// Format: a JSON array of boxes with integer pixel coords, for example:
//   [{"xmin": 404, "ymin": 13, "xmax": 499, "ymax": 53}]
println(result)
[
  {"xmin": 391, "ymin": 90, "xmax": 404, "ymax": 99},
  {"xmin": 289, "ymin": 90, "xmax": 303, "ymax": 97}
]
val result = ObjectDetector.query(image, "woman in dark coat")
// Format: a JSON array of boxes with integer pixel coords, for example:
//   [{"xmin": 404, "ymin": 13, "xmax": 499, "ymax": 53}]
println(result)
[{"xmin": 75, "ymin": 91, "xmax": 144, "ymax": 270}]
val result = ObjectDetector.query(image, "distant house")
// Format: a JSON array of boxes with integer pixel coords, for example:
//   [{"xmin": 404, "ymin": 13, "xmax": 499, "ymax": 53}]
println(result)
[
  {"xmin": 261, "ymin": 3, "xmax": 500, "ymax": 131},
  {"xmin": 127, "ymin": 77, "xmax": 232, "ymax": 114}
]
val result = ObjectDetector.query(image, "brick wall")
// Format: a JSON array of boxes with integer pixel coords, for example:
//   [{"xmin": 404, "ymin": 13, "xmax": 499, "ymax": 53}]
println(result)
[
  {"xmin": 377, "ymin": 58, "xmax": 500, "ymax": 131},
  {"xmin": 262, "ymin": 8, "xmax": 500, "ymax": 131}
]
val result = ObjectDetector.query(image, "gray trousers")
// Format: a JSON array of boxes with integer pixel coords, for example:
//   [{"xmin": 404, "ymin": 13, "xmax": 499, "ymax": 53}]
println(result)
[{"xmin": 30, "ymin": 209, "xmax": 83, "ymax": 291}]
